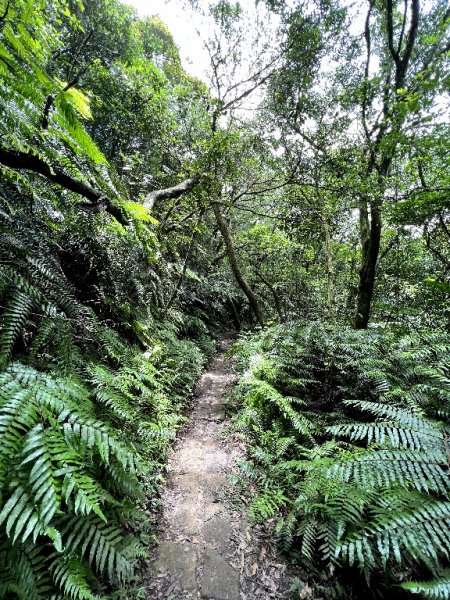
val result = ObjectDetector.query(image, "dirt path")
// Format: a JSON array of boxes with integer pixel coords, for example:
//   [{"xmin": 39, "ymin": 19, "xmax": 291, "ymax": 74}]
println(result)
[{"xmin": 146, "ymin": 337, "xmax": 289, "ymax": 600}]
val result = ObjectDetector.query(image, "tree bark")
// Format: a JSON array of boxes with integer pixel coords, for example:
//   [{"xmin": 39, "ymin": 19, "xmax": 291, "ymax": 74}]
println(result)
[
  {"xmin": 228, "ymin": 297, "xmax": 241, "ymax": 331},
  {"xmin": 321, "ymin": 214, "xmax": 335, "ymax": 320},
  {"xmin": 254, "ymin": 268, "xmax": 285, "ymax": 322},
  {"xmin": 0, "ymin": 146, "xmax": 200, "ymax": 225},
  {"xmin": 0, "ymin": 146, "xmax": 127, "ymax": 224},
  {"xmin": 162, "ymin": 210, "xmax": 204, "ymax": 316},
  {"xmin": 354, "ymin": 203, "xmax": 382, "ymax": 329},
  {"xmin": 144, "ymin": 176, "xmax": 200, "ymax": 209},
  {"xmin": 354, "ymin": 0, "xmax": 421, "ymax": 329},
  {"xmin": 212, "ymin": 200, "xmax": 265, "ymax": 327}
]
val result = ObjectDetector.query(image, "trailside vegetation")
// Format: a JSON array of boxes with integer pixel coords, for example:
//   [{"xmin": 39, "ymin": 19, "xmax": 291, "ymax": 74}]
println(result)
[
  {"xmin": 230, "ymin": 324, "xmax": 450, "ymax": 598},
  {"xmin": 0, "ymin": 0, "xmax": 219, "ymax": 597}
]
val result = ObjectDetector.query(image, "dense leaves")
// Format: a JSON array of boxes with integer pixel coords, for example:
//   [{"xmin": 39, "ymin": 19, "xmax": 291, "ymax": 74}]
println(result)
[{"xmin": 231, "ymin": 323, "xmax": 450, "ymax": 598}]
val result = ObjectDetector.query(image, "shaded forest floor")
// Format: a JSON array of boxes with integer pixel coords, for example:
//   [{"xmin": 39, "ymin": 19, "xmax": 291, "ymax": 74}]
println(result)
[{"xmin": 146, "ymin": 337, "xmax": 290, "ymax": 599}]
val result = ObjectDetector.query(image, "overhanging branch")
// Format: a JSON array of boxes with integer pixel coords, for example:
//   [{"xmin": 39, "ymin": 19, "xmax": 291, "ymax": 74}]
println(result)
[
  {"xmin": 0, "ymin": 146, "xmax": 127, "ymax": 225},
  {"xmin": 143, "ymin": 176, "xmax": 200, "ymax": 209}
]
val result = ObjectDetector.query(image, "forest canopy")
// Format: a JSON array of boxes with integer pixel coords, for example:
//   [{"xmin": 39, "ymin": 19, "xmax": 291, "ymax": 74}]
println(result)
[{"xmin": 0, "ymin": 0, "xmax": 448, "ymax": 598}]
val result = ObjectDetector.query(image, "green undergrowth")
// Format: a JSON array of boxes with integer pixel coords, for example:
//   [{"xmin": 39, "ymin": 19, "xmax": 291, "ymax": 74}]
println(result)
[
  {"xmin": 229, "ymin": 322, "xmax": 450, "ymax": 600},
  {"xmin": 0, "ymin": 326, "xmax": 210, "ymax": 600},
  {"xmin": 0, "ymin": 204, "xmax": 215, "ymax": 599}
]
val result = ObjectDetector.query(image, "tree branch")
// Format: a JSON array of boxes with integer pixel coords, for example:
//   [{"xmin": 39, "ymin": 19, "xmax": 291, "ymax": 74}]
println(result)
[
  {"xmin": 386, "ymin": 0, "xmax": 401, "ymax": 70},
  {"xmin": 397, "ymin": 0, "xmax": 420, "ymax": 88},
  {"xmin": 41, "ymin": 65, "xmax": 90, "ymax": 129},
  {"xmin": 144, "ymin": 176, "xmax": 201, "ymax": 208},
  {"xmin": 362, "ymin": 0, "xmax": 375, "ymax": 142},
  {"xmin": 0, "ymin": 146, "xmax": 127, "ymax": 224}
]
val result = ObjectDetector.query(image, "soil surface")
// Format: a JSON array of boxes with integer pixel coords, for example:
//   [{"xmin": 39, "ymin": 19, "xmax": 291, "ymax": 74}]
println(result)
[{"xmin": 146, "ymin": 337, "xmax": 290, "ymax": 599}]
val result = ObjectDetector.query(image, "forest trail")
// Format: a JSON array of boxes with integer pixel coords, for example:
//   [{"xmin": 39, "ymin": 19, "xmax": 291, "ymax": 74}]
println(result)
[{"xmin": 146, "ymin": 337, "xmax": 289, "ymax": 600}]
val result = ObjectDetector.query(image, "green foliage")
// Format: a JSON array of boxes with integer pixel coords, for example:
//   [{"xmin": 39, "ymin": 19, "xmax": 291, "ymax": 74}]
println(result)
[
  {"xmin": 0, "ymin": 363, "xmax": 142, "ymax": 596},
  {"xmin": 401, "ymin": 573, "xmax": 450, "ymax": 599},
  {"xmin": 231, "ymin": 322, "xmax": 450, "ymax": 598},
  {"xmin": 0, "ymin": 3, "xmax": 215, "ymax": 598}
]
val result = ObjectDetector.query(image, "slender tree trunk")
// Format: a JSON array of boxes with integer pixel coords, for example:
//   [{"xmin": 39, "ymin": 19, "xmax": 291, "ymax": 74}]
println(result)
[
  {"xmin": 228, "ymin": 298, "xmax": 241, "ymax": 330},
  {"xmin": 163, "ymin": 210, "xmax": 204, "ymax": 317},
  {"xmin": 212, "ymin": 200, "xmax": 265, "ymax": 327},
  {"xmin": 321, "ymin": 215, "xmax": 335, "ymax": 320},
  {"xmin": 352, "ymin": 0, "xmax": 421, "ymax": 329},
  {"xmin": 354, "ymin": 202, "xmax": 382, "ymax": 329},
  {"xmin": 254, "ymin": 268, "xmax": 285, "ymax": 322}
]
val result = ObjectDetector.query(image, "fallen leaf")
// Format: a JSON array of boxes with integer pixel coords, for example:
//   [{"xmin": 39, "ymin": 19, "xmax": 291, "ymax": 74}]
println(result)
[{"xmin": 250, "ymin": 562, "xmax": 258, "ymax": 576}]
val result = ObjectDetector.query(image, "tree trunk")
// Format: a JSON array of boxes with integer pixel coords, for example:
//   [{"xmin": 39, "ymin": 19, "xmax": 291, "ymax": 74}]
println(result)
[
  {"xmin": 228, "ymin": 297, "xmax": 241, "ymax": 331},
  {"xmin": 322, "ymin": 215, "xmax": 335, "ymax": 320},
  {"xmin": 212, "ymin": 200, "xmax": 265, "ymax": 327},
  {"xmin": 354, "ymin": 203, "xmax": 382, "ymax": 329},
  {"xmin": 254, "ymin": 268, "xmax": 285, "ymax": 322},
  {"xmin": 163, "ymin": 210, "xmax": 204, "ymax": 317}
]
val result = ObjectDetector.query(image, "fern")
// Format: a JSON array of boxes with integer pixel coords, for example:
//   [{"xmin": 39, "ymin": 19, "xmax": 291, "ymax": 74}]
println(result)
[
  {"xmin": 0, "ymin": 363, "xmax": 144, "ymax": 597},
  {"xmin": 49, "ymin": 554, "xmax": 102, "ymax": 600},
  {"xmin": 62, "ymin": 515, "xmax": 135, "ymax": 582},
  {"xmin": 339, "ymin": 499, "xmax": 450, "ymax": 569},
  {"xmin": 231, "ymin": 323, "xmax": 450, "ymax": 597},
  {"xmin": 0, "ymin": 290, "xmax": 33, "ymax": 364},
  {"xmin": 401, "ymin": 572, "xmax": 450, "ymax": 599}
]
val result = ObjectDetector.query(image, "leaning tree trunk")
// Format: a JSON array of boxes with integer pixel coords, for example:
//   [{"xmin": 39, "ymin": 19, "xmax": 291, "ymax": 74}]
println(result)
[
  {"xmin": 163, "ymin": 210, "xmax": 204, "ymax": 317},
  {"xmin": 254, "ymin": 269, "xmax": 285, "ymax": 323},
  {"xmin": 212, "ymin": 200, "xmax": 265, "ymax": 327},
  {"xmin": 354, "ymin": 202, "xmax": 382, "ymax": 329}
]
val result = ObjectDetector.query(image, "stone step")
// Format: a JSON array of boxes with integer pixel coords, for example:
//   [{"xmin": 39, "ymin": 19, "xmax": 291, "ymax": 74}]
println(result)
[{"xmin": 201, "ymin": 549, "xmax": 240, "ymax": 600}]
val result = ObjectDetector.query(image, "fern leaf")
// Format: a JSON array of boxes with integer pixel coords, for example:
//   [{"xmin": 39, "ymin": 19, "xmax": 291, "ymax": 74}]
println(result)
[
  {"xmin": 0, "ymin": 290, "xmax": 33, "ymax": 364},
  {"xmin": 401, "ymin": 572, "xmax": 450, "ymax": 599}
]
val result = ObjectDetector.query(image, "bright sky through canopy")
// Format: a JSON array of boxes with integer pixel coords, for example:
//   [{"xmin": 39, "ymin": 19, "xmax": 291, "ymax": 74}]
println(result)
[{"xmin": 121, "ymin": 0, "xmax": 209, "ymax": 80}]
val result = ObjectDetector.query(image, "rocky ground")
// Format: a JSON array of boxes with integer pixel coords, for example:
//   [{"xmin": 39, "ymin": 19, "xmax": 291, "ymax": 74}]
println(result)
[{"xmin": 146, "ymin": 337, "xmax": 291, "ymax": 600}]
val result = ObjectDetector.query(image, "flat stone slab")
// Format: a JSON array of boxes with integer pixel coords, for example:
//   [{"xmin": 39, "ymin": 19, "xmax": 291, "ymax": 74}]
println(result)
[
  {"xmin": 175, "ymin": 443, "xmax": 229, "ymax": 474},
  {"xmin": 175, "ymin": 473, "xmax": 227, "ymax": 495},
  {"xmin": 202, "ymin": 473, "xmax": 228, "ymax": 494},
  {"xmin": 192, "ymin": 403, "xmax": 212, "ymax": 420},
  {"xmin": 201, "ymin": 550, "xmax": 240, "ymax": 600},
  {"xmin": 154, "ymin": 541, "xmax": 197, "ymax": 592},
  {"xmin": 172, "ymin": 502, "xmax": 200, "ymax": 535},
  {"xmin": 203, "ymin": 502, "xmax": 226, "ymax": 521},
  {"xmin": 203, "ymin": 512, "xmax": 234, "ymax": 553},
  {"xmin": 173, "ymin": 473, "xmax": 201, "ymax": 491}
]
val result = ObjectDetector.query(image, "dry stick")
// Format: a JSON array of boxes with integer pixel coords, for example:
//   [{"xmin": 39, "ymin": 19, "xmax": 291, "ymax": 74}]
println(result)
[{"xmin": 254, "ymin": 268, "xmax": 285, "ymax": 323}]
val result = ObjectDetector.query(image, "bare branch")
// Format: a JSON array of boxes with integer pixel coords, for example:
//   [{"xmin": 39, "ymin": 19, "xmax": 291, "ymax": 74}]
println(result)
[{"xmin": 143, "ymin": 176, "xmax": 201, "ymax": 209}]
